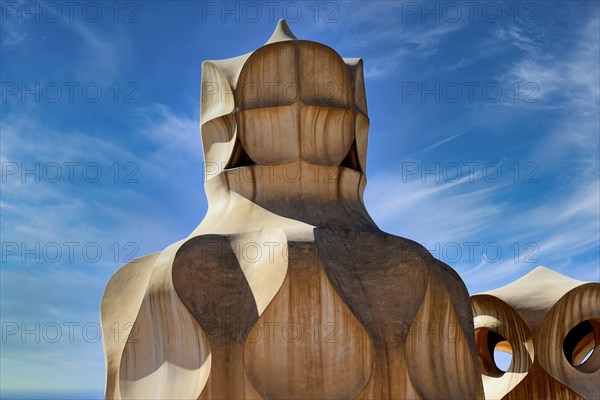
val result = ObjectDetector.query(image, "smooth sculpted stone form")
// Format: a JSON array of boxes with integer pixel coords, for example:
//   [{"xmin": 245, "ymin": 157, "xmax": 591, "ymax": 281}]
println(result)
[
  {"xmin": 101, "ymin": 20, "xmax": 484, "ymax": 399},
  {"xmin": 472, "ymin": 266, "xmax": 600, "ymax": 399}
]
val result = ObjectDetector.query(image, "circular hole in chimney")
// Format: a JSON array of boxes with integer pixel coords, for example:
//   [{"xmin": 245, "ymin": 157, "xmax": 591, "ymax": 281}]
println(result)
[
  {"xmin": 475, "ymin": 328, "xmax": 513, "ymax": 377},
  {"xmin": 493, "ymin": 339, "xmax": 513, "ymax": 372},
  {"xmin": 563, "ymin": 319, "xmax": 600, "ymax": 373}
]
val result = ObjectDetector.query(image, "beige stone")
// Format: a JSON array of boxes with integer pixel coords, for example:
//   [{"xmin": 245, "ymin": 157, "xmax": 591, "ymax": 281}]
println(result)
[
  {"xmin": 472, "ymin": 266, "xmax": 600, "ymax": 399},
  {"xmin": 101, "ymin": 20, "xmax": 483, "ymax": 399}
]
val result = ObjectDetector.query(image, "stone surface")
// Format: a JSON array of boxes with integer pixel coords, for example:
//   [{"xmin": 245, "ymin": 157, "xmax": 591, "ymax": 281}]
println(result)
[
  {"xmin": 101, "ymin": 20, "xmax": 483, "ymax": 399},
  {"xmin": 472, "ymin": 266, "xmax": 600, "ymax": 399}
]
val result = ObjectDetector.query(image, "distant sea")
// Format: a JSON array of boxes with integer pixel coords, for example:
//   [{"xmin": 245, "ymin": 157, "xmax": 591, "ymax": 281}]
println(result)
[{"xmin": 0, "ymin": 391, "xmax": 103, "ymax": 400}]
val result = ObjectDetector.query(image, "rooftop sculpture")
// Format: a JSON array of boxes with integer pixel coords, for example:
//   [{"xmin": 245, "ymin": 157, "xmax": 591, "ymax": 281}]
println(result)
[
  {"xmin": 472, "ymin": 266, "xmax": 599, "ymax": 399},
  {"xmin": 101, "ymin": 20, "xmax": 485, "ymax": 399}
]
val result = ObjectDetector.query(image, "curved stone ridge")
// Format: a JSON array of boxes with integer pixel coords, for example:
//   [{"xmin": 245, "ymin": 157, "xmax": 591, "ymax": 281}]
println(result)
[{"xmin": 101, "ymin": 20, "xmax": 483, "ymax": 399}]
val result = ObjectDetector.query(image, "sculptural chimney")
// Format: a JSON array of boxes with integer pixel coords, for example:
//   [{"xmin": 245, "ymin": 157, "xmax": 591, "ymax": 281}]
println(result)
[
  {"xmin": 101, "ymin": 20, "xmax": 484, "ymax": 399},
  {"xmin": 472, "ymin": 266, "xmax": 599, "ymax": 399}
]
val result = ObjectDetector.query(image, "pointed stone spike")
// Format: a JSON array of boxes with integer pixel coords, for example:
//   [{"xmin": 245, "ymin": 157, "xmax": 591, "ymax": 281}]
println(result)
[
  {"xmin": 483, "ymin": 265, "xmax": 587, "ymax": 301},
  {"xmin": 265, "ymin": 19, "xmax": 297, "ymax": 44}
]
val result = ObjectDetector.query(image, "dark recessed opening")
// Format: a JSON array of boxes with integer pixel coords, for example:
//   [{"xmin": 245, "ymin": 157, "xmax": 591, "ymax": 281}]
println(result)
[
  {"xmin": 340, "ymin": 140, "xmax": 361, "ymax": 172},
  {"xmin": 563, "ymin": 319, "xmax": 600, "ymax": 372},
  {"xmin": 476, "ymin": 328, "xmax": 513, "ymax": 377},
  {"xmin": 227, "ymin": 140, "xmax": 256, "ymax": 169}
]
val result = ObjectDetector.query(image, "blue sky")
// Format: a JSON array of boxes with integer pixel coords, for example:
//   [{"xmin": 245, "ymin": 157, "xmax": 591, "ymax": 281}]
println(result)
[{"xmin": 1, "ymin": 0, "xmax": 598, "ymax": 397}]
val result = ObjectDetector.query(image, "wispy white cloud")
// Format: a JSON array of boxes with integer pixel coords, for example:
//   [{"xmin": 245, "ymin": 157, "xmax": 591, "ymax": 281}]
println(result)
[
  {"xmin": 133, "ymin": 103, "xmax": 202, "ymax": 158},
  {"xmin": 365, "ymin": 10, "xmax": 600, "ymax": 290},
  {"xmin": 0, "ymin": 89, "xmax": 210, "ymax": 399},
  {"xmin": 366, "ymin": 176, "xmax": 506, "ymax": 242},
  {"xmin": 0, "ymin": 21, "xmax": 28, "ymax": 47},
  {"xmin": 1, "ymin": 103, "xmax": 202, "ymax": 252},
  {"xmin": 501, "ymin": 14, "xmax": 599, "ymax": 111},
  {"xmin": 419, "ymin": 128, "xmax": 473, "ymax": 153},
  {"xmin": 495, "ymin": 24, "xmax": 541, "ymax": 53},
  {"xmin": 363, "ymin": 22, "xmax": 464, "ymax": 78},
  {"xmin": 332, "ymin": 3, "xmax": 465, "ymax": 79},
  {"xmin": 0, "ymin": 1, "xmax": 29, "ymax": 47},
  {"xmin": 1, "ymin": 103, "xmax": 203, "ymax": 393},
  {"xmin": 64, "ymin": 20, "xmax": 130, "ymax": 82},
  {"xmin": 362, "ymin": 13, "xmax": 597, "ymax": 294},
  {"xmin": 365, "ymin": 167, "xmax": 599, "ymax": 293}
]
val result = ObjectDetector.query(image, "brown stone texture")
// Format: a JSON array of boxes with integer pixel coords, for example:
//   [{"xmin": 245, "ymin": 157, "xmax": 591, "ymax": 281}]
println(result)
[
  {"xmin": 101, "ymin": 20, "xmax": 484, "ymax": 399},
  {"xmin": 472, "ymin": 267, "xmax": 599, "ymax": 399}
]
